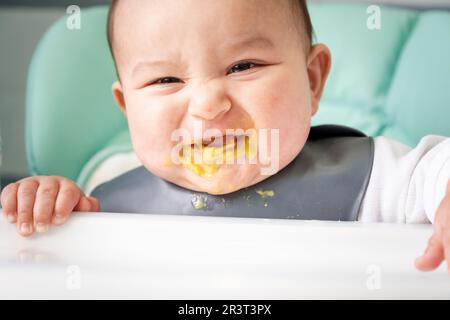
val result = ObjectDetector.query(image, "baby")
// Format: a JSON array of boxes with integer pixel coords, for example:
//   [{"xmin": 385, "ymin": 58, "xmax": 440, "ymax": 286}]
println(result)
[{"xmin": 1, "ymin": 0, "xmax": 450, "ymax": 273}]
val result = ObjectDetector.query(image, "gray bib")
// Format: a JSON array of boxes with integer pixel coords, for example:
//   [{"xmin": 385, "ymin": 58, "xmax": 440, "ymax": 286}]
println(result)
[{"xmin": 91, "ymin": 125, "xmax": 374, "ymax": 221}]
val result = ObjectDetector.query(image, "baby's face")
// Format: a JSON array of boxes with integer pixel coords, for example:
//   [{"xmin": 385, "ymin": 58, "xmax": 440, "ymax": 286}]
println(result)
[{"xmin": 112, "ymin": 0, "xmax": 330, "ymax": 194}]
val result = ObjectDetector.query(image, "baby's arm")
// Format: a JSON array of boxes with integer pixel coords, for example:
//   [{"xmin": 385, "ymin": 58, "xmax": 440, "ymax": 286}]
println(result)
[
  {"xmin": 0, "ymin": 176, "xmax": 100, "ymax": 237},
  {"xmin": 357, "ymin": 135, "xmax": 450, "ymax": 271},
  {"xmin": 358, "ymin": 136, "xmax": 450, "ymax": 224},
  {"xmin": 415, "ymin": 181, "xmax": 450, "ymax": 272}
]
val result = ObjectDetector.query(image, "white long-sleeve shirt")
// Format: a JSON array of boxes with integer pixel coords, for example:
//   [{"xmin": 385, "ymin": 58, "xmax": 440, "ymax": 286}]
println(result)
[
  {"xmin": 85, "ymin": 136, "xmax": 450, "ymax": 224},
  {"xmin": 358, "ymin": 136, "xmax": 450, "ymax": 224}
]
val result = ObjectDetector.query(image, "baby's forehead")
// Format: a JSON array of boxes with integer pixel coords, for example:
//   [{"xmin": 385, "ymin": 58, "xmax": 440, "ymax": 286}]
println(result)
[{"xmin": 111, "ymin": 0, "xmax": 306, "ymax": 72}]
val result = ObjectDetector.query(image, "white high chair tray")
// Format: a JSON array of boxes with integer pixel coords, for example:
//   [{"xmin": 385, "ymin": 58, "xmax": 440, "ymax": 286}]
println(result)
[{"xmin": 0, "ymin": 209, "xmax": 449, "ymax": 299}]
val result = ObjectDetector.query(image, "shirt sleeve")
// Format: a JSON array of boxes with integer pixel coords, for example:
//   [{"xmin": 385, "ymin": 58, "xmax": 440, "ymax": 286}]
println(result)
[{"xmin": 358, "ymin": 136, "xmax": 450, "ymax": 224}]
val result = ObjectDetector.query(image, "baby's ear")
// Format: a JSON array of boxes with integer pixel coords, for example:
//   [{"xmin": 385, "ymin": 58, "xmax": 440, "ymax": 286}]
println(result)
[
  {"xmin": 112, "ymin": 81, "xmax": 126, "ymax": 115},
  {"xmin": 307, "ymin": 44, "xmax": 332, "ymax": 116}
]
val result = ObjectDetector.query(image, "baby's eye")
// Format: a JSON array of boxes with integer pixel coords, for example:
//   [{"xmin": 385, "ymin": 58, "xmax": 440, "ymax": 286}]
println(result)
[
  {"xmin": 227, "ymin": 61, "xmax": 258, "ymax": 75},
  {"xmin": 153, "ymin": 77, "xmax": 181, "ymax": 85}
]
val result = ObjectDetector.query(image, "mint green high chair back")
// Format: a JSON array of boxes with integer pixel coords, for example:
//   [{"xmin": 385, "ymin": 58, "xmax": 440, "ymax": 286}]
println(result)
[
  {"xmin": 26, "ymin": 6, "xmax": 131, "ymax": 186},
  {"xmin": 309, "ymin": 3, "xmax": 450, "ymax": 145},
  {"xmin": 26, "ymin": 4, "xmax": 450, "ymax": 188}
]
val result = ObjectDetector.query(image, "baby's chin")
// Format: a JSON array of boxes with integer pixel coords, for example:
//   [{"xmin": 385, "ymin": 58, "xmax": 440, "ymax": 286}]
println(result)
[
  {"xmin": 162, "ymin": 163, "xmax": 268, "ymax": 195},
  {"xmin": 185, "ymin": 164, "xmax": 263, "ymax": 195}
]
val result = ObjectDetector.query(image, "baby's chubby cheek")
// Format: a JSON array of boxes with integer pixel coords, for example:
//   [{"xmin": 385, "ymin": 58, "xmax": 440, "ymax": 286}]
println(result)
[
  {"xmin": 250, "ymin": 85, "xmax": 312, "ymax": 172},
  {"xmin": 125, "ymin": 100, "xmax": 184, "ymax": 178}
]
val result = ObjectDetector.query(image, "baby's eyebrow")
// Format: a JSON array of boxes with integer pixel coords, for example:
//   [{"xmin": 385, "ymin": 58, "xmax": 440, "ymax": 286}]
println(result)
[
  {"xmin": 132, "ymin": 60, "xmax": 179, "ymax": 79},
  {"xmin": 131, "ymin": 35, "xmax": 275, "ymax": 78},
  {"xmin": 224, "ymin": 35, "xmax": 275, "ymax": 52}
]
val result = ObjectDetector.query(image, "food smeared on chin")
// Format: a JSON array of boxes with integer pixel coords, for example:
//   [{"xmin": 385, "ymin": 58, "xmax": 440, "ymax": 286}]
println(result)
[{"xmin": 179, "ymin": 131, "xmax": 257, "ymax": 178}]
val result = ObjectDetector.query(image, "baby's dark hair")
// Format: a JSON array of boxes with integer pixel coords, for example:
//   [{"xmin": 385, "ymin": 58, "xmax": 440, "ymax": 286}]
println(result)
[{"xmin": 106, "ymin": 0, "xmax": 313, "ymax": 78}]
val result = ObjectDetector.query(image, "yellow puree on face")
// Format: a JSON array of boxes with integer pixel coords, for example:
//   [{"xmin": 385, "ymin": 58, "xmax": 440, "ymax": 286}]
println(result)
[{"xmin": 180, "ymin": 132, "xmax": 257, "ymax": 179}]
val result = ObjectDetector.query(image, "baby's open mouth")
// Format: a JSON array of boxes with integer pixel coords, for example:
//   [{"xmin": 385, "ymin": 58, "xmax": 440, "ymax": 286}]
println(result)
[{"xmin": 179, "ymin": 132, "xmax": 257, "ymax": 178}]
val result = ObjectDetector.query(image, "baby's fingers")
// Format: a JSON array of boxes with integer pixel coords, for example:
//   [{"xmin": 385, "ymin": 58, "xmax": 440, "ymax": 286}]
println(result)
[
  {"xmin": 415, "ymin": 233, "xmax": 444, "ymax": 271},
  {"xmin": 73, "ymin": 196, "xmax": 100, "ymax": 212},
  {"xmin": 416, "ymin": 185, "xmax": 450, "ymax": 272},
  {"xmin": 52, "ymin": 181, "xmax": 82, "ymax": 225},
  {"xmin": 16, "ymin": 180, "xmax": 39, "ymax": 237},
  {"xmin": 1, "ymin": 182, "xmax": 19, "ymax": 223},
  {"xmin": 441, "ymin": 194, "xmax": 450, "ymax": 272},
  {"xmin": 445, "ymin": 231, "xmax": 450, "ymax": 273},
  {"xmin": 33, "ymin": 178, "xmax": 59, "ymax": 233},
  {"xmin": 88, "ymin": 197, "xmax": 100, "ymax": 212}
]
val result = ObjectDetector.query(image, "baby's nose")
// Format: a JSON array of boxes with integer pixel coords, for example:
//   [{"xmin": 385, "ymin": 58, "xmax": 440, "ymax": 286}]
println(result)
[{"xmin": 188, "ymin": 83, "xmax": 231, "ymax": 120}]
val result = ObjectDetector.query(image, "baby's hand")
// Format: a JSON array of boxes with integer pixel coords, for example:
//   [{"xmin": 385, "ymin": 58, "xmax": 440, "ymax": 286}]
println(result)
[
  {"xmin": 0, "ymin": 176, "xmax": 100, "ymax": 237},
  {"xmin": 415, "ymin": 180, "xmax": 450, "ymax": 273}
]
